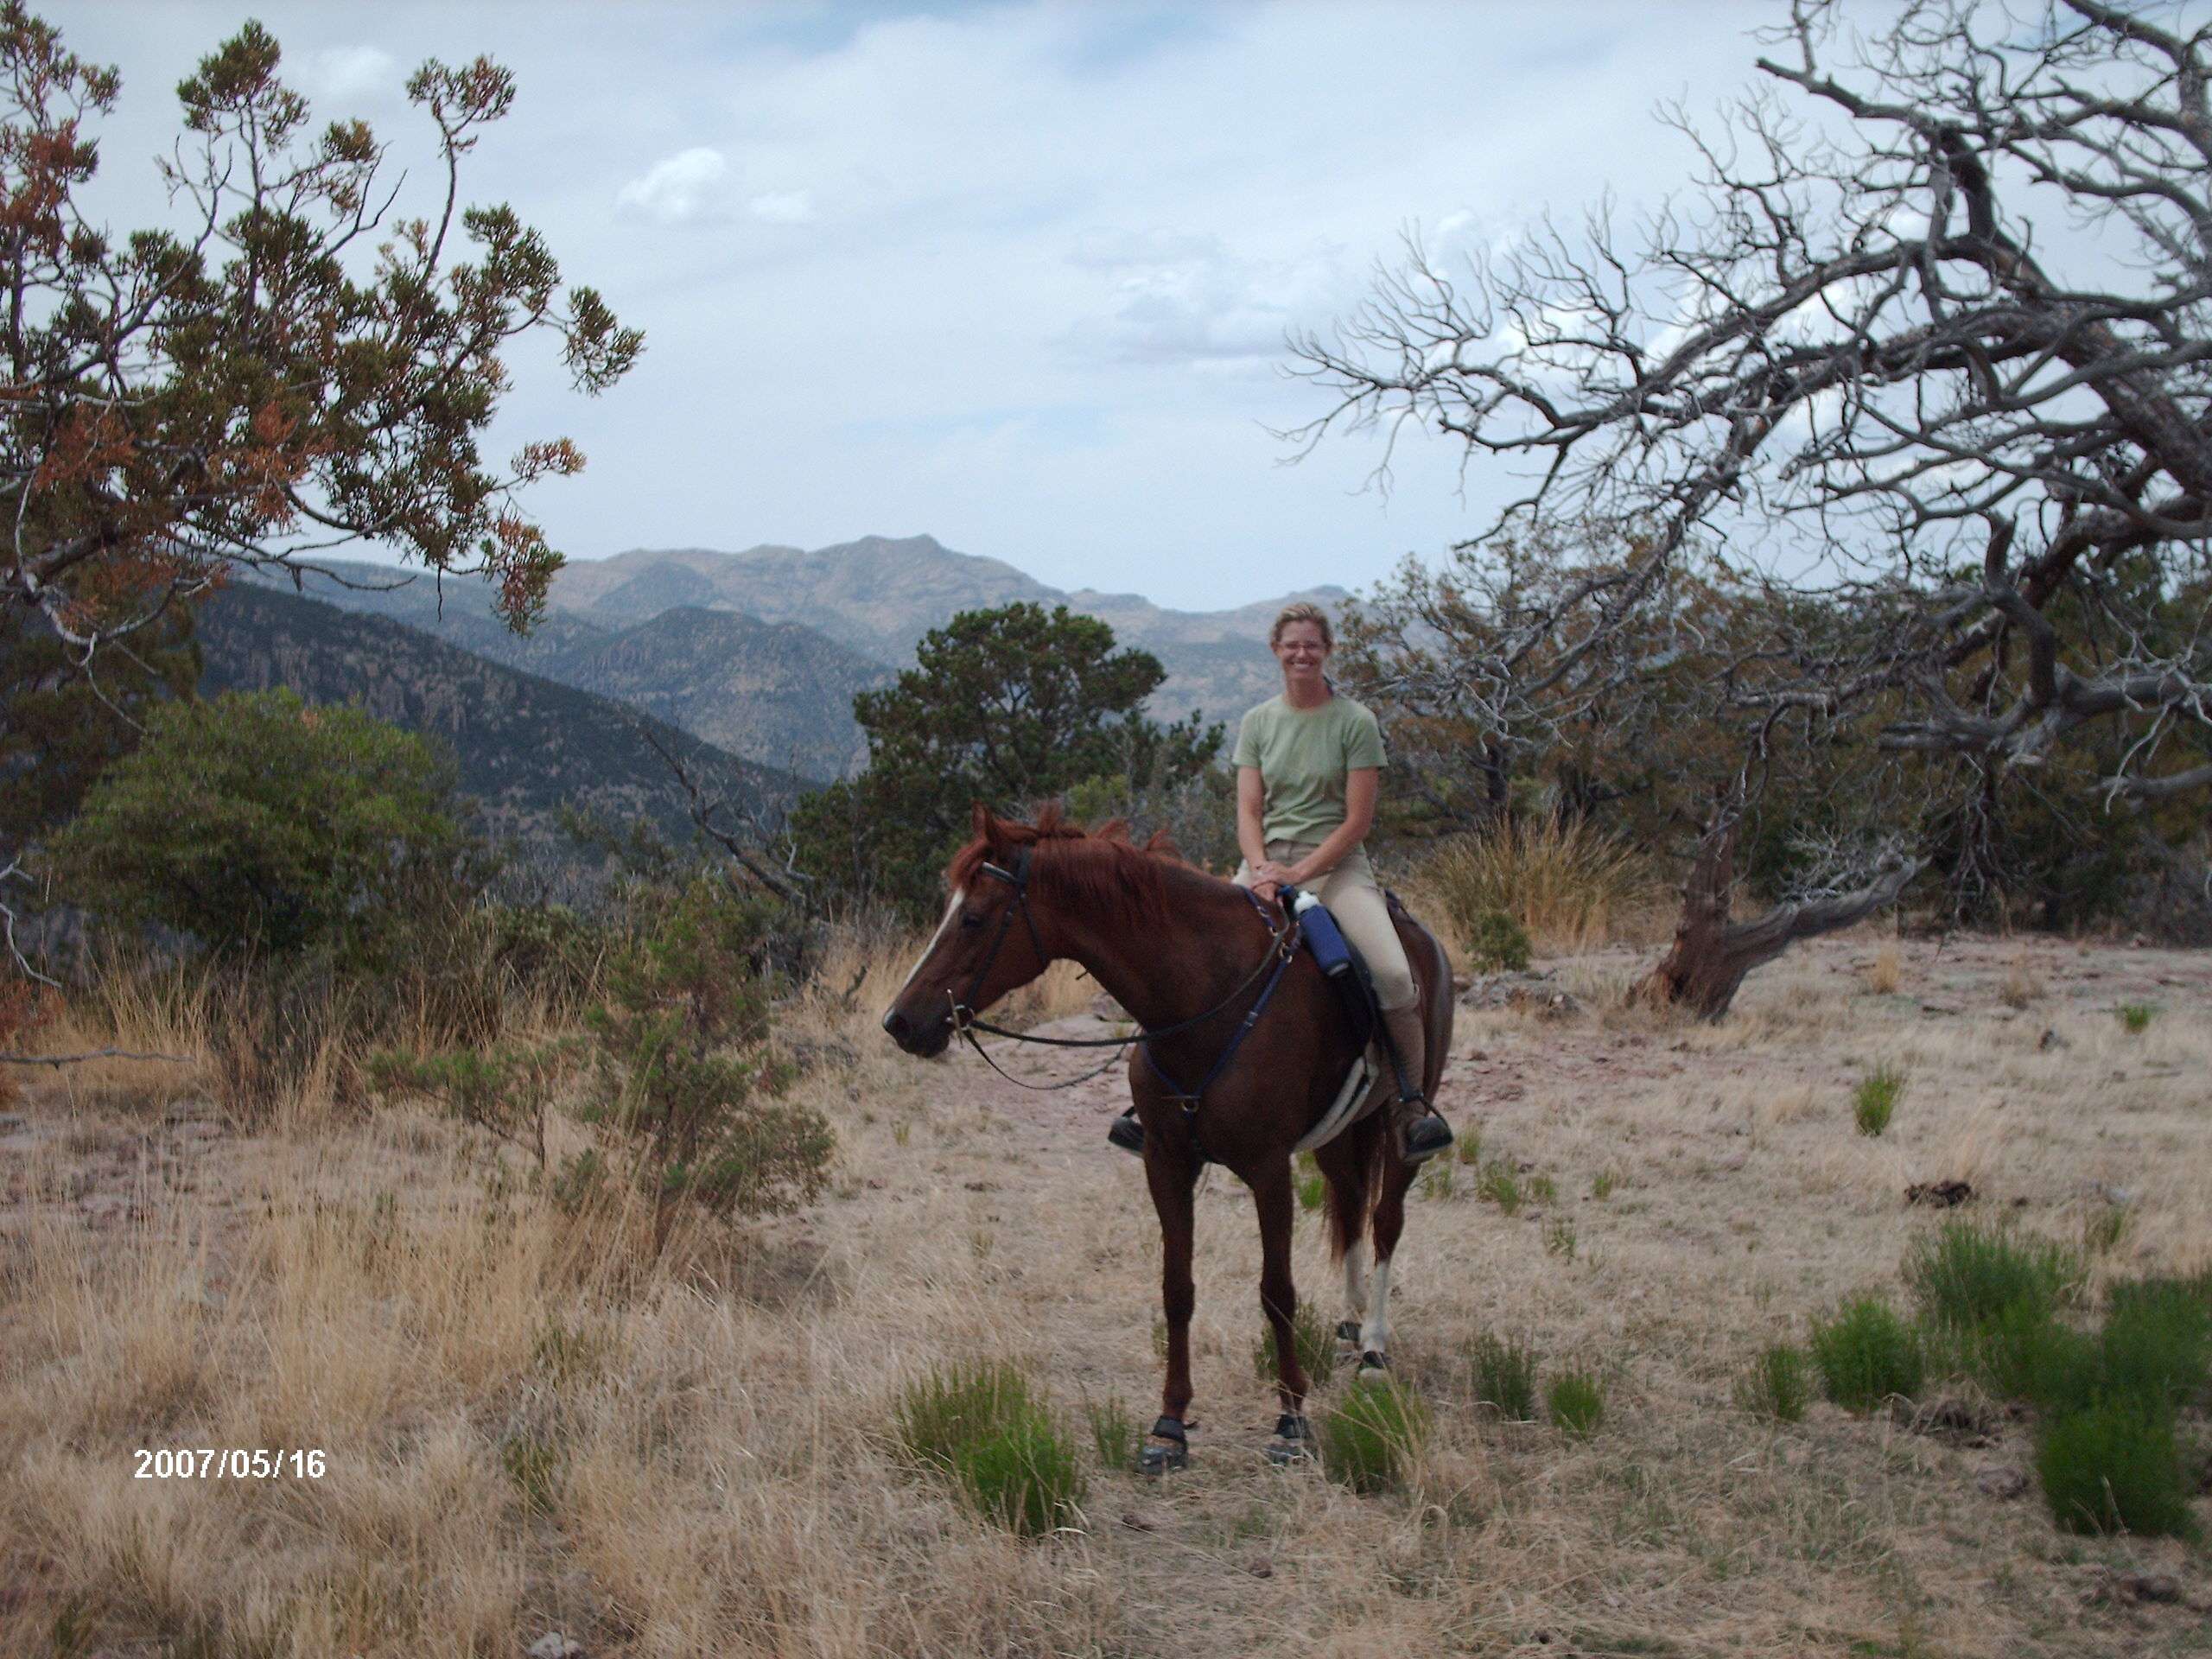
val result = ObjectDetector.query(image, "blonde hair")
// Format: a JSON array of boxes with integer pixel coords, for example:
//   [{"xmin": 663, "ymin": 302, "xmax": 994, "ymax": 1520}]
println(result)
[{"xmin": 1268, "ymin": 601, "xmax": 1334, "ymax": 649}]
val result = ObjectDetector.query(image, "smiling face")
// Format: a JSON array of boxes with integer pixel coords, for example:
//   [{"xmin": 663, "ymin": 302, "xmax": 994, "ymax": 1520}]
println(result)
[{"xmin": 1271, "ymin": 618, "xmax": 1332, "ymax": 691}]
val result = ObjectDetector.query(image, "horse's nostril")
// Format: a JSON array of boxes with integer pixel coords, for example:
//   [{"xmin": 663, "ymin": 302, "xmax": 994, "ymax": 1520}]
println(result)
[{"xmin": 881, "ymin": 1008, "xmax": 908, "ymax": 1041}]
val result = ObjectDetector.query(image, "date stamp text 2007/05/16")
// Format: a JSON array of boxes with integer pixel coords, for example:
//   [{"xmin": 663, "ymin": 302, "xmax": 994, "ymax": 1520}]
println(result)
[{"xmin": 135, "ymin": 1449, "xmax": 327, "ymax": 1479}]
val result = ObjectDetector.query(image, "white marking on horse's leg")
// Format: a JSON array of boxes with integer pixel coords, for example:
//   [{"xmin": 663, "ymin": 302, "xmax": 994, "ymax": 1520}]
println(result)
[
  {"xmin": 1341, "ymin": 1236, "xmax": 1370, "ymax": 1328},
  {"xmin": 1359, "ymin": 1255, "xmax": 1393, "ymax": 1357},
  {"xmin": 897, "ymin": 887, "xmax": 964, "ymax": 992}
]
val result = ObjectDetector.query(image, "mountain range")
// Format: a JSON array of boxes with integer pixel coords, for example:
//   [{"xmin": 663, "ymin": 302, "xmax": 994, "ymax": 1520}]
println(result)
[
  {"xmin": 207, "ymin": 535, "xmax": 1347, "ymax": 868},
  {"xmin": 245, "ymin": 534, "xmax": 1343, "ymax": 775}
]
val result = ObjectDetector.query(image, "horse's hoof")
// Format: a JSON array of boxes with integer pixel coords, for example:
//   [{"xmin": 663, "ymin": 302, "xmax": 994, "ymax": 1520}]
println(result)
[
  {"xmin": 1357, "ymin": 1351, "xmax": 1390, "ymax": 1376},
  {"xmin": 1138, "ymin": 1415, "xmax": 1190, "ymax": 1476},
  {"xmin": 1265, "ymin": 1411, "xmax": 1314, "ymax": 1465},
  {"xmin": 1138, "ymin": 1438, "xmax": 1189, "ymax": 1476}
]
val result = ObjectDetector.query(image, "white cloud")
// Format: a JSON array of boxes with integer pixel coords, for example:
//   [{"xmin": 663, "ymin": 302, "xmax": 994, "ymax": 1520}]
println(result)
[
  {"xmin": 748, "ymin": 189, "xmax": 815, "ymax": 225},
  {"xmin": 302, "ymin": 44, "xmax": 396, "ymax": 104},
  {"xmin": 616, "ymin": 147, "xmax": 728, "ymax": 223},
  {"xmin": 1067, "ymin": 236, "xmax": 1352, "ymax": 366}
]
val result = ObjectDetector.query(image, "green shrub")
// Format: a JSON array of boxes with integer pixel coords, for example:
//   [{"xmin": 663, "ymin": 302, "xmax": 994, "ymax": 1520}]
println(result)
[
  {"xmin": 1420, "ymin": 1159, "xmax": 1455, "ymax": 1201},
  {"xmin": 1735, "ymin": 1344, "xmax": 1811, "ymax": 1423},
  {"xmin": 2029, "ymin": 1277, "xmax": 2212, "ymax": 1418},
  {"xmin": 1455, "ymin": 1127, "xmax": 1483, "ymax": 1166},
  {"xmin": 896, "ymin": 1361, "xmax": 1088, "ymax": 1536},
  {"xmin": 1470, "ymin": 1332, "xmax": 1539, "ymax": 1421},
  {"xmin": 1546, "ymin": 1370, "xmax": 1606, "ymax": 1437},
  {"xmin": 2034, "ymin": 1401, "xmax": 2196, "ymax": 1538},
  {"xmin": 1905, "ymin": 1219, "xmax": 2084, "ymax": 1336},
  {"xmin": 368, "ymin": 1040, "xmax": 575, "ymax": 1173},
  {"xmin": 1810, "ymin": 1297, "xmax": 1924, "ymax": 1412},
  {"xmin": 1542, "ymin": 1217, "xmax": 1576, "ymax": 1261},
  {"xmin": 1319, "ymin": 1376, "xmax": 1429, "ymax": 1494},
  {"xmin": 1527, "ymin": 1173, "xmax": 1557, "ymax": 1205},
  {"xmin": 580, "ymin": 879, "xmax": 832, "ymax": 1240},
  {"xmin": 1591, "ymin": 1167, "xmax": 1620, "ymax": 1200},
  {"xmin": 1081, "ymin": 1390, "xmax": 1136, "ymax": 1473},
  {"xmin": 1463, "ymin": 908, "xmax": 1533, "ymax": 973},
  {"xmin": 1294, "ymin": 1149, "xmax": 1325, "ymax": 1213},
  {"xmin": 50, "ymin": 690, "xmax": 486, "ymax": 969},
  {"xmin": 1852, "ymin": 1065, "xmax": 1904, "ymax": 1136},
  {"xmin": 2118, "ymin": 1002, "xmax": 2158, "ymax": 1033},
  {"xmin": 1251, "ymin": 1298, "xmax": 1334, "ymax": 1386}
]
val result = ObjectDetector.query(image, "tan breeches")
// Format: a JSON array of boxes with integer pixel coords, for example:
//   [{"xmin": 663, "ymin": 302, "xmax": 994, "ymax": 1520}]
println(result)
[{"xmin": 1234, "ymin": 840, "xmax": 1418, "ymax": 1010}]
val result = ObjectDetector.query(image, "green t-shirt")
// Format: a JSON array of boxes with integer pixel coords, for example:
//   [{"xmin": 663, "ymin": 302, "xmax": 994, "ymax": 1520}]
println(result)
[{"xmin": 1231, "ymin": 692, "xmax": 1388, "ymax": 846}]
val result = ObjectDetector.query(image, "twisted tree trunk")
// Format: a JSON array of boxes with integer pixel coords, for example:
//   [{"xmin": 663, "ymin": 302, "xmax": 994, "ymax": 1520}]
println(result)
[{"xmin": 1636, "ymin": 794, "xmax": 1922, "ymax": 1020}]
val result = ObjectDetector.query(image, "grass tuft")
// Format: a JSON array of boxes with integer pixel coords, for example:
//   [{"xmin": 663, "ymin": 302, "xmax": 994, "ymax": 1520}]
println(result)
[
  {"xmin": 1476, "ymin": 1160, "xmax": 1522, "ymax": 1216},
  {"xmin": 1469, "ymin": 1332, "xmax": 1540, "ymax": 1421},
  {"xmin": 1905, "ymin": 1219, "xmax": 2083, "ymax": 1336},
  {"xmin": 1734, "ymin": 1344, "xmax": 1811, "ymax": 1423},
  {"xmin": 1081, "ymin": 1389, "xmax": 1136, "ymax": 1473},
  {"xmin": 2034, "ymin": 1400, "xmax": 2196, "ymax": 1538},
  {"xmin": 1546, "ymin": 1369, "xmax": 1606, "ymax": 1437},
  {"xmin": 2118, "ymin": 1001, "xmax": 2158, "ymax": 1033},
  {"xmin": 1251, "ymin": 1298, "xmax": 1335, "ymax": 1387},
  {"xmin": 1421, "ymin": 817, "xmax": 1646, "ymax": 956},
  {"xmin": 1852, "ymin": 1065, "xmax": 1904, "ymax": 1136},
  {"xmin": 1809, "ymin": 1297, "xmax": 1924, "ymax": 1413},
  {"xmin": 895, "ymin": 1361, "xmax": 1087, "ymax": 1536},
  {"xmin": 1319, "ymin": 1376, "xmax": 1430, "ymax": 1494}
]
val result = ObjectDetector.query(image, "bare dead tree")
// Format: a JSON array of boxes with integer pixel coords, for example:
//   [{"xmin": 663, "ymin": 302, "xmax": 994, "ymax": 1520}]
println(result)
[
  {"xmin": 1293, "ymin": 0, "xmax": 2212, "ymax": 1003},
  {"xmin": 635, "ymin": 724, "xmax": 808, "ymax": 906}
]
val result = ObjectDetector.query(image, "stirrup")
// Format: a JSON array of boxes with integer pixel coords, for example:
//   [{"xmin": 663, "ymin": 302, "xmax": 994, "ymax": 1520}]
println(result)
[
  {"xmin": 1400, "ymin": 1108, "xmax": 1453, "ymax": 1165},
  {"xmin": 1108, "ymin": 1110, "xmax": 1145, "ymax": 1156}
]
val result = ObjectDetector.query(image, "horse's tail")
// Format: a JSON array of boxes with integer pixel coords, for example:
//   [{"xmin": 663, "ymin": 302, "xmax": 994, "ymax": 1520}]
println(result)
[{"xmin": 1324, "ymin": 1145, "xmax": 1371, "ymax": 1262}]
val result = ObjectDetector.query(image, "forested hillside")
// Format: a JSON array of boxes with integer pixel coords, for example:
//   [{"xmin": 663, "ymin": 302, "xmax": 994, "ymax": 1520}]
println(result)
[{"xmin": 197, "ymin": 585, "xmax": 803, "ymax": 860}]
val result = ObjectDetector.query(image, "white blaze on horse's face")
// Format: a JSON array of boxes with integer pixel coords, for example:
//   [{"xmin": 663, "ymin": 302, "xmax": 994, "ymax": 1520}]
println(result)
[{"xmin": 899, "ymin": 887, "xmax": 965, "ymax": 994}]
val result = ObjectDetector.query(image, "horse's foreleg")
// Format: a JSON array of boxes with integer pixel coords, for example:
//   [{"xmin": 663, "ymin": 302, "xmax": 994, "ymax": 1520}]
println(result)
[
  {"xmin": 1362, "ymin": 1160, "xmax": 1417, "ymax": 1370},
  {"xmin": 1142, "ymin": 1140, "xmax": 1198, "ymax": 1468},
  {"xmin": 1252, "ymin": 1160, "xmax": 1306, "ymax": 1414}
]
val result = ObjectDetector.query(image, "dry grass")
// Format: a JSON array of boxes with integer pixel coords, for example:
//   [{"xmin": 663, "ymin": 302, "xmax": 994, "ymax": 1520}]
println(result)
[
  {"xmin": 1866, "ymin": 938, "xmax": 1904, "ymax": 995},
  {"xmin": 3, "ymin": 930, "xmax": 2209, "ymax": 1657},
  {"xmin": 1999, "ymin": 950, "xmax": 2046, "ymax": 1011},
  {"xmin": 1408, "ymin": 817, "xmax": 1664, "ymax": 958}
]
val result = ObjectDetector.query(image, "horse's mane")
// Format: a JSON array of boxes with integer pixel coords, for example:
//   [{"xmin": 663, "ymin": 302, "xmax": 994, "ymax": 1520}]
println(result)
[{"xmin": 946, "ymin": 804, "xmax": 1188, "ymax": 932}]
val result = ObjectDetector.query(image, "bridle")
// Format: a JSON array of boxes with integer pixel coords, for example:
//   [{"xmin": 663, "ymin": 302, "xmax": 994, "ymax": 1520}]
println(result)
[{"xmin": 943, "ymin": 847, "xmax": 1300, "ymax": 1096}]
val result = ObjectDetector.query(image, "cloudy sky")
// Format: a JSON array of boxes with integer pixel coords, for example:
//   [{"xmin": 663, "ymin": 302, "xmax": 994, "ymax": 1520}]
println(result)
[{"xmin": 68, "ymin": 2, "xmax": 1802, "ymax": 611}]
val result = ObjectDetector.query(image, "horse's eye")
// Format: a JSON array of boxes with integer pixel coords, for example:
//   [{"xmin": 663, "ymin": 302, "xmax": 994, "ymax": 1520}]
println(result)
[{"xmin": 959, "ymin": 911, "xmax": 985, "ymax": 931}]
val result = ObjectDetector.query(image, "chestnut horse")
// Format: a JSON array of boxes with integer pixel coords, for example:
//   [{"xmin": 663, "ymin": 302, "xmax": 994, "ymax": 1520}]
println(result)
[{"xmin": 880, "ymin": 805, "xmax": 1453, "ymax": 1468}]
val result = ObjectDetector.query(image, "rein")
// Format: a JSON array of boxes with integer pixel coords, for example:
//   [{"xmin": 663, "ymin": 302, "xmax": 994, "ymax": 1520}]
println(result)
[{"xmin": 948, "ymin": 850, "xmax": 1299, "ymax": 1098}]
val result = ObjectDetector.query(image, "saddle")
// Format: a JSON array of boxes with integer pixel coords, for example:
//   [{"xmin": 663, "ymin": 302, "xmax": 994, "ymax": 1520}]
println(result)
[{"xmin": 1280, "ymin": 887, "xmax": 1416, "ymax": 1152}]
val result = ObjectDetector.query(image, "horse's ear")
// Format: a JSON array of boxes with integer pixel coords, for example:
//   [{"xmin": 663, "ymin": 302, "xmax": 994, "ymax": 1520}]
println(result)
[{"xmin": 970, "ymin": 800, "xmax": 997, "ymax": 846}]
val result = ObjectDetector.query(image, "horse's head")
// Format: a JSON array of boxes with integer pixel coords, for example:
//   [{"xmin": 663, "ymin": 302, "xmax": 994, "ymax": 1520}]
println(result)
[{"xmin": 880, "ymin": 804, "xmax": 1058, "ymax": 1057}]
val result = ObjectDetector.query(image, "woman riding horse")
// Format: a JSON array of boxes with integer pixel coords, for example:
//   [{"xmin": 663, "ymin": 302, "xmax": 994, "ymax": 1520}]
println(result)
[{"xmin": 1109, "ymin": 600, "xmax": 1454, "ymax": 1164}]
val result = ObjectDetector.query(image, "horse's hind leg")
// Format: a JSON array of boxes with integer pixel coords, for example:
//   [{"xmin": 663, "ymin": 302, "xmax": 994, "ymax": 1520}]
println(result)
[
  {"xmin": 1317, "ymin": 1126, "xmax": 1376, "ymax": 1350},
  {"xmin": 1362, "ymin": 1156, "xmax": 1419, "ymax": 1372}
]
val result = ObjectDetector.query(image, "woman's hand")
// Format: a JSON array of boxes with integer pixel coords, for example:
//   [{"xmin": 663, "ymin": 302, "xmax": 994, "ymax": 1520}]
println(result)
[{"xmin": 1251, "ymin": 859, "xmax": 1299, "ymax": 902}]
